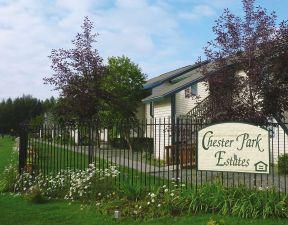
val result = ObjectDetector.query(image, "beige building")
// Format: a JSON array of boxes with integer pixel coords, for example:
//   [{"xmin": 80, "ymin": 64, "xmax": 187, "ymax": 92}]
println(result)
[{"xmin": 137, "ymin": 62, "xmax": 288, "ymax": 162}]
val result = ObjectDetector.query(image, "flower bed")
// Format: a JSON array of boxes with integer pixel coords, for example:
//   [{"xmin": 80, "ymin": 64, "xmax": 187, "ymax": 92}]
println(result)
[{"xmin": 1, "ymin": 161, "xmax": 288, "ymax": 219}]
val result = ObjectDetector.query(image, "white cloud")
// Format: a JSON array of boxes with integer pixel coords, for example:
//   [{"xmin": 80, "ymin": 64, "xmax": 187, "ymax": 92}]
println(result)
[
  {"xmin": 178, "ymin": 4, "xmax": 216, "ymax": 21},
  {"xmin": 0, "ymin": 0, "xmax": 220, "ymax": 100}
]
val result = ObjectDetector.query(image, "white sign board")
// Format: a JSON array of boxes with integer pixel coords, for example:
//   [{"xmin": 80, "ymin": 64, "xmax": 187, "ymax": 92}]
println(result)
[{"xmin": 197, "ymin": 122, "xmax": 270, "ymax": 174}]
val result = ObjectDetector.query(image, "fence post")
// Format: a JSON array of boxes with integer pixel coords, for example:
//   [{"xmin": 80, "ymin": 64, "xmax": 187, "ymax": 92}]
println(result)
[
  {"xmin": 88, "ymin": 122, "xmax": 93, "ymax": 164},
  {"xmin": 175, "ymin": 118, "xmax": 180, "ymax": 185},
  {"xmin": 19, "ymin": 125, "xmax": 28, "ymax": 173}
]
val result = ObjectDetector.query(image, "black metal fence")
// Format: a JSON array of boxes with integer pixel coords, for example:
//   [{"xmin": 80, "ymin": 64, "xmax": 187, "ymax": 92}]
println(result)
[{"xmin": 19, "ymin": 118, "xmax": 288, "ymax": 193}]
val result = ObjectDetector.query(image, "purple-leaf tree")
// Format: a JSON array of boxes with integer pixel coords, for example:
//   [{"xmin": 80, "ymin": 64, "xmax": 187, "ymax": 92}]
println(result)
[
  {"xmin": 44, "ymin": 17, "xmax": 113, "ymax": 121},
  {"xmin": 202, "ymin": 0, "xmax": 288, "ymax": 123}
]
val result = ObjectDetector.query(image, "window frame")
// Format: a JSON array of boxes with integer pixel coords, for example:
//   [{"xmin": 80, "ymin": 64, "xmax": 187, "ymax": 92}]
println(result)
[
  {"xmin": 185, "ymin": 84, "xmax": 198, "ymax": 98},
  {"xmin": 191, "ymin": 84, "xmax": 198, "ymax": 96}
]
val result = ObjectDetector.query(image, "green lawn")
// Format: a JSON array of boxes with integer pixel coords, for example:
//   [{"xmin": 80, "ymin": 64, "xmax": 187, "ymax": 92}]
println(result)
[
  {"xmin": 0, "ymin": 193, "xmax": 288, "ymax": 225},
  {"xmin": 0, "ymin": 136, "xmax": 16, "ymax": 172},
  {"xmin": 0, "ymin": 137, "xmax": 288, "ymax": 225},
  {"xmin": 31, "ymin": 140, "xmax": 167, "ymax": 187}
]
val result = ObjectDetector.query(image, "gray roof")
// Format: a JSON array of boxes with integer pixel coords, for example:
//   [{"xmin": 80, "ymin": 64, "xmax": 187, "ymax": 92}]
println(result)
[
  {"xmin": 143, "ymin": 63, "xmax": 205, "ymax": 90},
  {"xmin": 142, "ymin": 61, "xmax": 216, "ymax": 103}
]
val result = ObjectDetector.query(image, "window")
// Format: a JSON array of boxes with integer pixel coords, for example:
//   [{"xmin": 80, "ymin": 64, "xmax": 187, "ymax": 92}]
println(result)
[
  {"xmin": 150, "ymin": 102, "xmax": 154, "ymax": 117},
  {"xmin": 185, "ymin": 84, "xmax": 198, "ymax": 98},
  {"xmin": 191, "ymin": 84, "xmax": 198, "ymax": 96},
  {"xmin": 185, "ymin": 88, "xmax": 191, "ymax": 98}
]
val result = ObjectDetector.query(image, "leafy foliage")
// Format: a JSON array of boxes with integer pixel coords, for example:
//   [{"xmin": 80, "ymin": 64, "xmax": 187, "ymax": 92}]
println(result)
[
  {"xmin": 44, "ymin": 17, "xmax": 111, "ymax": 120},
  {"xmin": 44, "ymin": 19, "xmax": 146, "ymax": 126},
  {"xmin": 103, "ymin": 55, "xmax": 146, "ymax": 120},
  {"xmin": 0, "ymin": 96, "xmax": 55, "ymax": 135},
  {"xmin": 110, "ymin": 137, "xmax": 154, "ymax": 153},
  {"xmin": 14, "ymin": 164, "xmax": 119, "ymax": 202},
  {"xmin": 119, "ymin": 183, "xmax": 148, "ymax": 201},
  {"xmin": 0, "ymin": 163, "xmax": 18, "ymax": 193},
  {"xmin": 24, "ymin": 185, "xmax": 47, "ymax": 204},
  {"xmin": 202, "ymin": 0, "xmax": 288, "ymax": 123},
  {"xmin": 4, "ymin": 159, "xmax": 288, "ymax": 219},
  {"xmin": 278, "ymin": 154, "xmax": 288, "ymax": 174}
]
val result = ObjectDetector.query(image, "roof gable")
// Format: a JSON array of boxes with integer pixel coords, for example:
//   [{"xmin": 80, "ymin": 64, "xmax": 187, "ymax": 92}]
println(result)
[
  {"xmin": 142, "ymin": 61, "xmax": 215, "ymax": 103},
  {"xmin": 143, "ymin": 62, "xmax": 206, "ymax": 90}
]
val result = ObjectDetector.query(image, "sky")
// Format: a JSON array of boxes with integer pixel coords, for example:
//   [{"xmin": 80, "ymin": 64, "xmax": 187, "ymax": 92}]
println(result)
[{"xmin": 0, "ymin": 0, "xmax": 287, "ymax": 100}]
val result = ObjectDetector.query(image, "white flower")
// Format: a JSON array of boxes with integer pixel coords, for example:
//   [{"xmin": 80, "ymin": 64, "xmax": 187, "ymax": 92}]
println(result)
[
  {"xmin": 170, "ymin": 193, "xmax": 174, "ymax": 197},
  {"xmin": 157, "ymin": 204, "xmax": 161, "ymax": 207},
  {"xmin": 150, "ymin": 193, "xmax": 156, "ymax": 198},
  {"xmin": 147, "ymin": 202, "xmax": 150, "ymax": 205},
  {"xmin": 164, "ymin": 189, "xmax": 168, "ymax": 193}
]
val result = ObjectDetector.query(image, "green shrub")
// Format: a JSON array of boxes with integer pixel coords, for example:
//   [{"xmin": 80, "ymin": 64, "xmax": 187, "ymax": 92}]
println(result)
[
  {"xmin": 278, "ymin": 154, "xmax": 288, "ymax": 174},
  {"xmin": 0, "ymin": 163, "xmax": 18, "ymax": 193},
  {"xmin": 180, "ymin": 183, "xmax": 288, "ymax": 219},
  {"xmin": 110, "ymin": 138, "xmax": 128, "ymax": 149},
  {"xmin": 87, "ymin": 174, "xmax": 117, "ymax": 201},
  {"xmin": 10, "ymin": 161, "xmax": 288, "ymax": 220},
  {"xmin": 14, "ymin": 164, "xmax": 120, "ymax": 203},
  {"xmin": 131, "ymin": 138, "xmax": 154, "ymax": 153},
  {"xmin": 110, "ymin": 137, "xmax": 153, "ymax": 153},
  {"xmin": 119, "ymin": 183, "xmax": 148, "ymax": 201},
  {"xmin": 206, "ymin": 217, "xmax": 228, "ymax": 225},
  {"xmin": 119, "ymin": 182, "xmax": 287, "ymax": 219},
  {"xmin": 25, "ymin": 186, "xmax": 47, "ymax": 204}
]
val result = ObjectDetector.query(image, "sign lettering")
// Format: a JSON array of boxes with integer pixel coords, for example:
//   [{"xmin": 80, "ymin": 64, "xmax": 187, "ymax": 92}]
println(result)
[{"xmin": 197, "ymin": 123, "xmax": 270, "ymax": 174}]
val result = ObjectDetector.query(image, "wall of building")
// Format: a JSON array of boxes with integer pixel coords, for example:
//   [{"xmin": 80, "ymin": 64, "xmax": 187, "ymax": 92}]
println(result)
[
  {"xmin": 175, "ymin": 81, "xmax": 209, "ymax": 117},
  {"xmin": 270, "ymin": 119, "xmax": 288, "ymax": 164},
  {"xmin": 144, "ymin": 103, "xmax": 154, "ymax": 138},
  {"xmin": 144, "ymin": 82, "xmax": 210, "ymax": 160},
  {"xmin": 153, "ymin": 97, "xmax": 172, "ymax": 160}
]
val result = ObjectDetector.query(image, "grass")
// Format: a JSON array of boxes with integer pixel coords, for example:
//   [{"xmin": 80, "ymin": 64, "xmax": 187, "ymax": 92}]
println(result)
[
  {"xmin": 30, "ymin": 140, "xmax": 168, "ymax": 187},
  {"xmin": 0, "ymin": 193, "xmax": 288, "ymax": 225},
  {"xmin": 0, "ymin": 136, "xmax": 16, "ymax": 172},
  {"xmin": 0, "ymin": 137, "xmax": 287, "ymax": 225}
]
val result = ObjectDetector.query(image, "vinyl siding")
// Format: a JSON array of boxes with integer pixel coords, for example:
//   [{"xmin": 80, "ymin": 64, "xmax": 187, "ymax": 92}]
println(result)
[
  {"xmin": 145, "ymin": 82, "xmax": 210, "ymax": 160},
  {"xmin": 175, "ymin": 81, "xmax": 209, "ymax": 117},
  {"xmin": 144, "ymin": 103, "xmax": 154, "ymax": 138},
  {"xmin": 154, "ymin": 98, "xmax": 171, "ymax": 119},
  {"xmin": 154, "ymin": 98, "xmax": 171, "ymax": 159},
  {"xmin": 271, "ymin": 119, "xmax": 288, "ymax": 163}
]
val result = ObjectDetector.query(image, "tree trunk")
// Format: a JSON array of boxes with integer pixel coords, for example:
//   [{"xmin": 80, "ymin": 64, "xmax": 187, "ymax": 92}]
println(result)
[{"xmin": 124, "ymin": 131, "xmax": 133, "ymax": 152}]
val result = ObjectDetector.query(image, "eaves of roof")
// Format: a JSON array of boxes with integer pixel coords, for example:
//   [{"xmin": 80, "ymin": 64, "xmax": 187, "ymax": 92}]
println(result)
[
  {"xmin": 142, "ymin": 61, "xmax": 216, "ymax": 103},
  {"xmin": 143, "ymin": 61, "xmax": 208, "ymax": 90}
]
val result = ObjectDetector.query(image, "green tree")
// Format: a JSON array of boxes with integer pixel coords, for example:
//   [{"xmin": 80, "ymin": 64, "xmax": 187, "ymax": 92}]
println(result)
[
  {"xmin": 103, "ymin": 56, "xmax": 146, "ymax": 120},
  {"xmin": 103, "ymin": 56, "xmax": 146, "ymax": 151},
  {"xmin": 0, "ymin": 95, "xmax": 55, "ymax": 135}
]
